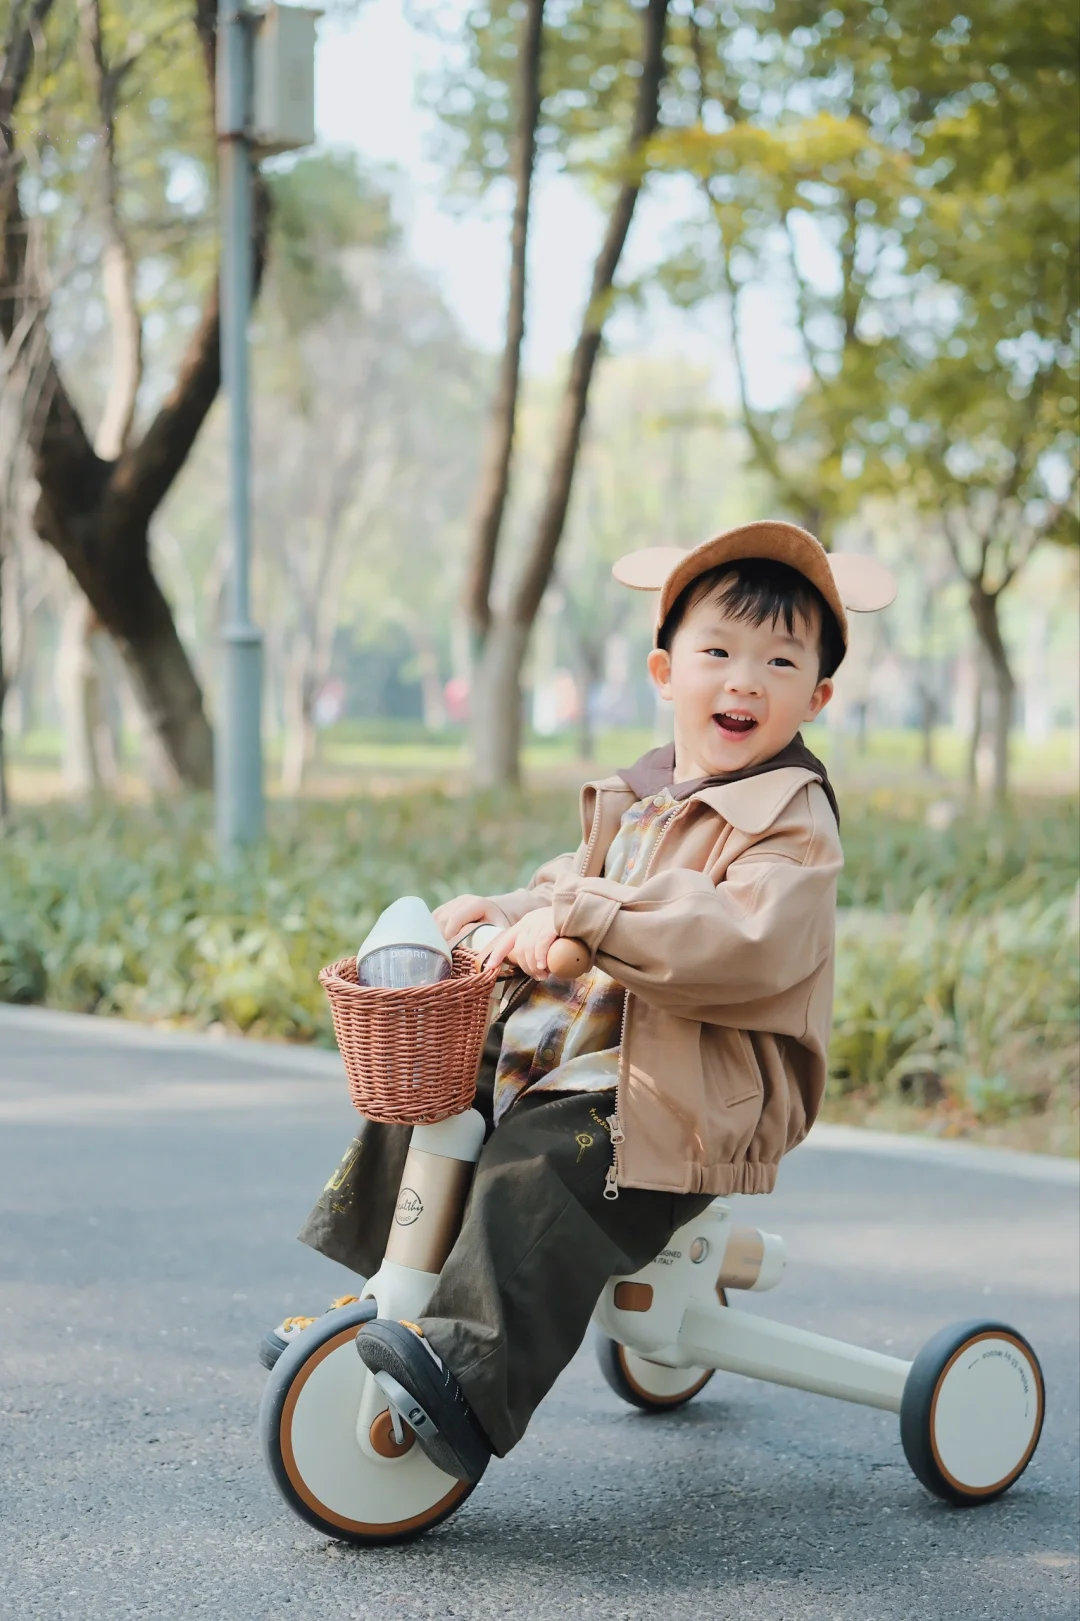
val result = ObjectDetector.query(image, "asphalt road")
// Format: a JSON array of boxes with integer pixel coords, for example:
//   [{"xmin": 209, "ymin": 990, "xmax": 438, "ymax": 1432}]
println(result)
[{"xmin": 1, "ymin": 1006, "xmax": 1077, "ymax": 1621}]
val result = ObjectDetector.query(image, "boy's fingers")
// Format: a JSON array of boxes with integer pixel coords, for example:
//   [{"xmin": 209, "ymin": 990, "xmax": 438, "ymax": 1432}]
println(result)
[
  {"xmin": 534, "ymin": 924, "xmax": 558, "ymax": 978},
  {"xmin": 482, "ymin": 927, "xmax": 515, "ymax": 969},
  {"xmin": 435, "ymin": 897, "xmax": 484, "ymax": 940}
]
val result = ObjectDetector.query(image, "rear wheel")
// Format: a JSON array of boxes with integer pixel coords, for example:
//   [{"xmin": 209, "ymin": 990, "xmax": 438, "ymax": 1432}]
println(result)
[
  {"xmin": 900, "ymin": 1319, "xmax": 1045, "ymax": 1506},
  {"xmin": 260, "ymin": 1300, "xmax": 479, "ymax": 1544},
  {"xmin": 595, "ymin": 1291, "xmax": 726, "ymax": 1412}
]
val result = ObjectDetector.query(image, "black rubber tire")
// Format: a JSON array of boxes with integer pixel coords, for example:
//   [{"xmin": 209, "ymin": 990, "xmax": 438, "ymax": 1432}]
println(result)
[
  {"xmin": 899, "ymin": 1318, "xmax": 1045, "ymax": 1507},
  {"xmin": 260, "ymin": 1299, "xmax": 478, "ymax": 1545},
  {"xmin": 595, "ymin": 1293, "xmax": 726, "ymax": 1413}
]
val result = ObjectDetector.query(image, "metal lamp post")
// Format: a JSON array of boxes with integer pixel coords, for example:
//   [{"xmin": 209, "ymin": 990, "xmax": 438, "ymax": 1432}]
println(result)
[{"xmin": 214, "ymin": 1, "xmax": 320, "ymax": 855}]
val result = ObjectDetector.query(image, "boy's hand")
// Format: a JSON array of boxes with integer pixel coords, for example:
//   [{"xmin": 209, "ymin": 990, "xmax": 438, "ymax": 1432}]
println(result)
[
  {"xmin": 433, "ymin": 894, "xmax": 510, "ymax": 946},
  {"xmin": 483, "ymin": 906, "xmax": 559, "ymax": 979}
]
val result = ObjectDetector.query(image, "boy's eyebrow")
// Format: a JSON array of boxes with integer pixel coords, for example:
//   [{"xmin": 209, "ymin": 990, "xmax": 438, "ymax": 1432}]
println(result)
[{"xmin": 696, "ymin": 614, "xmax": 810, "ymax": 650}]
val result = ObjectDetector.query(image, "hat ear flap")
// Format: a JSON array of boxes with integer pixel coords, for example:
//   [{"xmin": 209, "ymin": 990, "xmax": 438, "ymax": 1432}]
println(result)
[
  {"xmin": 612, "ymin": 546, "xmax": 689, "ymax": 591},
  {"xmin": 828, "ymin": 553, "xmax": 897, "ymax": 613}
]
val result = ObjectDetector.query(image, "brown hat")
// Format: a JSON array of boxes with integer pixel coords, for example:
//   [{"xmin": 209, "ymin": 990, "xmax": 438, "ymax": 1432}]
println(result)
[{"xmin": 612, "ymin": 520, "xmax": 896, "ymax": 648}]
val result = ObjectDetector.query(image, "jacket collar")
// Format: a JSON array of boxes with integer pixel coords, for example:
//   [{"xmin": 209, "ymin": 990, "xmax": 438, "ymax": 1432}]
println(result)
[
  {"xmin": 578, "ymin": 734, "xmax": 838, "ymax": 859},
  {"xmin": 615, "ymin": 734, "xmax": 839, "ymax": 827}
]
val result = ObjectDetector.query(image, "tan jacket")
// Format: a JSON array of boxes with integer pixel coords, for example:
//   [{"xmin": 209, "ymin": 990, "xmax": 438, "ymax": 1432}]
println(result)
[{"xmin": 488, "ymin": 767, "xmax": 842, "ymax": 1196}]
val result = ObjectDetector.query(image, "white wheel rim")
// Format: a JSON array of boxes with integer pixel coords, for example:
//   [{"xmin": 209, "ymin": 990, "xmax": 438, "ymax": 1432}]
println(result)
[
  {"xmin": 931, "ymin": 1333, "xmax": 1043, "ymax": 1494},
  {"xmin": 619, "ymin": 1346, "xmax": 712, "ymax": 1403},
  {"xmin": 281, "ymin": 1327, "xmax": 466, "ymax": 1534}
]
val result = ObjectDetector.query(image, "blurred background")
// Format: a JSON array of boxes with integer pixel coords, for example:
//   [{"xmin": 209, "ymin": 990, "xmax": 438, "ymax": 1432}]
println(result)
[{"xmin": 1, "ymin": 0, "xmax": 1077, "ymax": 1151}]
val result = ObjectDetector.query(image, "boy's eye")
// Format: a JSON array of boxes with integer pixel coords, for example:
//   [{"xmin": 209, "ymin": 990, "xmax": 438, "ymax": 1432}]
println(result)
[
  {"xmin": 705, "ymin": 647, "xmax": 728, "ymax": 658},
  {"xmin": 769, "ymin": 657, "xmax": 795, "ymax": 668}
]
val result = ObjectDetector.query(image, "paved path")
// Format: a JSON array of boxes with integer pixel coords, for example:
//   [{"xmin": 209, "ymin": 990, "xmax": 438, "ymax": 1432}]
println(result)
[{"xmin": 1, "ymin": 1007, "xmax": 1077, "ymax": 1621}]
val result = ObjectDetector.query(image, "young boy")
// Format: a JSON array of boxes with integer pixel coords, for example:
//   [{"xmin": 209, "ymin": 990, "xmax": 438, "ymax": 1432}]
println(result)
[{"xmin": 267, "ymin": 520, "xmax": 894, "ymax": 1486}]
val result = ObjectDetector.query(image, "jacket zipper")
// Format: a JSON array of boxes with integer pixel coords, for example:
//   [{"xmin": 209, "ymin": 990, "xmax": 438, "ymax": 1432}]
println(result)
[{"xmin": 604, "ymin": 796, "xmax": 691, "ymax": 1201}]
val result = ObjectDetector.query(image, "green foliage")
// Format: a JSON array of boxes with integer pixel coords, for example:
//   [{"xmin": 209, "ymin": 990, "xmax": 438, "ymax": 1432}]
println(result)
[
  {"xmin": 18, "ymin": 0, "xmax": 219, "ymax": 386},
  {"xmin": 0, "ymin": 928, "xmax": 47, "ymax": 1005},
  {"xmin": 835, "ymin": 791, "xmax": 1080, "ymax": 915},
  {"xmin": 264, "ymin": 150, "xmax": 398, "ymax": 339},
  {"xmin": 635, "ymin": 0, "xmax": 1080, "ymax": 595},
  {"xmin": 1, "ymin": 791, "xmax": 1076, "ymax": 1148},
  {"xmin": 650, "ymin": 110, "xmax": 917, "ymax": 533},
  {"xmin": 0, "ymin": 792, "xmax": 579, "ymax": 1037},
  {"xmin": 831, "ymin": 895, "xmax": 1079, "ymax": 1144},
  {"xmin": 416, "ymin": 1, "xmax": 745, "ymax": 191}
]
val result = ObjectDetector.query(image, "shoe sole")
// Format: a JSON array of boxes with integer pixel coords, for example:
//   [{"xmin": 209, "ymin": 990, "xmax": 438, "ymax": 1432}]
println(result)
[
  {"xmin": 356, "ymin": 1322, "xmax": 490, "ymax": 1485},
  {"xmin": 259, "ymin": 1297, "xmax": 374, "ymax": 1373},
  {"xmin": 259, "ymin": 1331, "xmax": 288, "ymax": 1371}
]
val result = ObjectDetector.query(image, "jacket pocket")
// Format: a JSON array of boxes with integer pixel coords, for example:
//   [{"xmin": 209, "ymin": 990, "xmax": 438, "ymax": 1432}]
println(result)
[{"xmin": 701, "ymin": 1026, "xmax": 763, "ymax": 1109}]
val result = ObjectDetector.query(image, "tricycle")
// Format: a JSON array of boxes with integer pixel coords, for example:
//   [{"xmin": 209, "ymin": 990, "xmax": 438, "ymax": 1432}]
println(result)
[{"xmin": 259, "ymin": 910, "xmax": 1045, "ymax": 1544}]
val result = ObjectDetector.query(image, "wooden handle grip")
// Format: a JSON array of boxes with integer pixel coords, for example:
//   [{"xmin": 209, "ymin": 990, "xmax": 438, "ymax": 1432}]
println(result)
[{"xmin": 546, "ymin": 937, "xmax": 591, "ymax": 980}]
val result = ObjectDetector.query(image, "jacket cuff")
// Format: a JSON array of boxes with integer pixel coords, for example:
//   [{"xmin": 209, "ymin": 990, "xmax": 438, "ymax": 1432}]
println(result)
[
  {"xmin": 552, "ymin": 880, "xmax": 622, "ymax": 963},
  {"xmin": 483, "ymin": 887, "xmax": 545, "ymax": 928}
]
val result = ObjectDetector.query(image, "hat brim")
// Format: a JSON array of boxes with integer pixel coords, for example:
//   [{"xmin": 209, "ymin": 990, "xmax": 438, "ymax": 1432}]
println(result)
[{"xmin": 612, "ymin": 520, "xmax": 896, "ymax": 647}]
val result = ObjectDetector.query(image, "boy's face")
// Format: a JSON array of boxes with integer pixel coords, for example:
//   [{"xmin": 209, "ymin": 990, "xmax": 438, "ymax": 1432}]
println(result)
[{"xmin": 646, "ymin": 589, "xmax": 834, "ymax": 780}]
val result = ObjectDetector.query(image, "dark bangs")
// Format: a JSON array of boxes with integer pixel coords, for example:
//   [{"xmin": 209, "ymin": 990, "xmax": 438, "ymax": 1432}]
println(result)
[{"xmin": 657, "ymin": 557, "xmax": 845, "ymax": 678}]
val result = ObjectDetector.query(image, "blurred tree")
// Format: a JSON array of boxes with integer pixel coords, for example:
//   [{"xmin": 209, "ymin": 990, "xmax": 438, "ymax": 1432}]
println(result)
[
  {"xmin": 862, "ymin": 6, "xmax": 1079, "ymax": 800},
  {"xmin": 459, "ymin": 0, "xmax": 544, "ymax": 677},
  {"xmin": 651, "ymin": 113, "xmax": 915, "ymax": 540},
  {"xmin": 652, "ymin": 2, "xmax": 1078, "ymax": 799},
  {"xmin": 247, "ymin": 151, "xmax": 485, "ymax": 790},
  {"xmin": 552, "ymin": 354, "xmax": 749, "ymax": 756},
  {"xmin": 422, "ymin": 0, "xmax": 694, "ymax": 785},
  {"xmin": 0, "ymin": 0, "xmax": 267, "ymax": 790}
]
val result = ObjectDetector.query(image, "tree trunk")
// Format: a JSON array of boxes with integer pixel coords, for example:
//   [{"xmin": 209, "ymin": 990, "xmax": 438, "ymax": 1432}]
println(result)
[
  {"xmin": 918, "ymin": 581, "xmax": 936, "ymax": 774},
  {"xmin": 473, "ymin": 0, "xmax": 671, "ymax": 787},
  {"xmin": 0, "ymin": 530, "xmax": 7, "ymax": 825},
  {"xmin": 56, "ymin": 595, "xmax": 117, "ymax": 796},
  {"xmin": 472, "ymin": 616, "xmax": 530, "ymax": 788},
  {"xmin": 575, "ymin": 659, "xmax": 599, "ymax": 763},
  {"xmin": 919, "ymin": 685, "xmax": 936, "ymax": 774},
  {"xmin": 280, "ymin": 640, "xmax": 313, "ymax": 796},
  {"xmin": 653, "ymin": 682, "xmax": 674, "ymax": 746},
  {"xmin": 969, "ymin": 583, "xmax": 1014, "ymax": 804},
  {"xmin": 413, "ymin": 629, "xmax": 447, "ymax": 733},
  {"xmin": 960, "ymin": 671, "xmax": 979, "ymax": 791},
  {"xmin": 117, "ymin": 669, "xmax": 173, "ymax": 792},
  {"xmin": 462, "ymin": 0, "xmax": 545, "ymax": 656},
  {"xmin": 42, "ymin": 502, "xmax": 214, "ymax": 787},
  {"xmin": 1, "ymin": 0, "xmax": 268, "ymax": 792}
]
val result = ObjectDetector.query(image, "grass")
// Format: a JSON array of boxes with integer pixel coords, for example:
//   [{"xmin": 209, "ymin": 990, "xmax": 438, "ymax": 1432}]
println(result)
[
  {"xmin": 2, "ymin": 782, "xmax": 1077, "ymax": 1155},
  {"xmin": 8, "ymin": 722, "xmax": 1079, "ymax": 799}
]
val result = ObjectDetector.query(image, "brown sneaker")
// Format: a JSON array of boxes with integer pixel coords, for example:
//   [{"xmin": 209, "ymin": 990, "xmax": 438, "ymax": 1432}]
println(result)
[{"xmin": 258, "ymin": 1295, "xmax": 360, "ymax": 1371}]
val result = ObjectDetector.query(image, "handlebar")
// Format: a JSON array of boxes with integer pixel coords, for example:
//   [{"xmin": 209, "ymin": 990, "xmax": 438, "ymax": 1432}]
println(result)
[{"xmin": 545, "ymin": 937, "xmax": 590, "ymax": 980}]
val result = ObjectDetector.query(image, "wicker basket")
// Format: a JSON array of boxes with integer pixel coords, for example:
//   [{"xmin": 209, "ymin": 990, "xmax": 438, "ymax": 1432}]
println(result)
[{"xmin": 319, "ymin": 947, "xmax": 502, "ymax": 1124}]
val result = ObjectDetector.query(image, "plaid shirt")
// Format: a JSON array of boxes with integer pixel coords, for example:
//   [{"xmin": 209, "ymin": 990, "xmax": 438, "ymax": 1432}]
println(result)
[{"xmin": 492, "ymin": 787, "xmax": 680, "ymax": 1123}]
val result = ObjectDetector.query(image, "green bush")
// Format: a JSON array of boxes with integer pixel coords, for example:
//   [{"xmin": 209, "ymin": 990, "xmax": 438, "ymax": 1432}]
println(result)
[
  {"xmin": 831, "ymin": 895, "xmax": 1079, "ymax": 1139},
  {"xmin": 2, "ymin": 789, "xmax": 1077, "ymax": 1148},
  {"xmin": 0, "ymin": 927, "xmax": 47, "ymax": 1004},
  {"xmin": 835, "ymin": 789, "xmax": 1079, "ymax": 914},
  {"xmin": 0, "ymin": 792, "xmax": 579, "ymax": 1040}
]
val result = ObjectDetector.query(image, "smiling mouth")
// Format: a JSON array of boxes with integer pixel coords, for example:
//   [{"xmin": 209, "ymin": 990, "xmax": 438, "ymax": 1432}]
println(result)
[{"xmin": 714, "ymin": 711, "xmax": 759, "ymax": 738}]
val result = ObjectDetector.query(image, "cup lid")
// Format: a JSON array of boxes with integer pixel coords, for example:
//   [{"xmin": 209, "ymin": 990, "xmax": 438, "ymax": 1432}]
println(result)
[{"xmin": 356, "ymin": 897, "xmax": 451, "ymax": 965}]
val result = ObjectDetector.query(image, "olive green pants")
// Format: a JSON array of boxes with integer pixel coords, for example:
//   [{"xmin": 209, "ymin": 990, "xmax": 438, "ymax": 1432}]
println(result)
[{"xmin": 299, "ymin": 1024, "xmax": 711, "ymax": 1456}]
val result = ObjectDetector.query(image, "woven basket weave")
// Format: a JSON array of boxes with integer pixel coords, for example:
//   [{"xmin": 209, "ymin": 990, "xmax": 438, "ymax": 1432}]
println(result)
[{"xmin": 319, "ymin": 947, "xmax": 501, "ymax": 1124}]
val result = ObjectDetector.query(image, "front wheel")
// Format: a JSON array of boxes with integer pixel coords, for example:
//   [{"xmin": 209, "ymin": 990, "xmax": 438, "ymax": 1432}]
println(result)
[
  {"xmin": 260, "ymin": 1299, "xmax": 479, "ymax": 1544},
  {"xmin": 900, "ymin": 1319, "xmax": 1045, "ymax": 1506}
]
